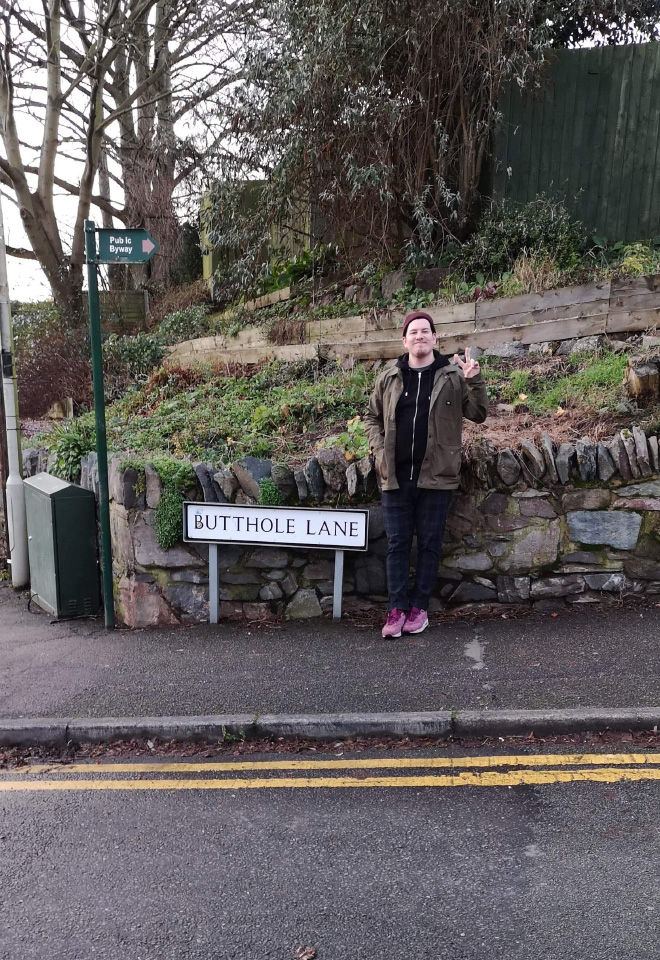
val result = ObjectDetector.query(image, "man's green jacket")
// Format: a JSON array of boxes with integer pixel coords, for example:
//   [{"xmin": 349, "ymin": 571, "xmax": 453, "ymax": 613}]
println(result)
[{"xmin": 363, "ymin": 354, "xmax": 489, "ymax": 491}]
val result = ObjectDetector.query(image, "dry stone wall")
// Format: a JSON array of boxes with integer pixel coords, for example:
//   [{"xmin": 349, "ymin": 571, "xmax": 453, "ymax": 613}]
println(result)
[{"xmin": 21, "ymin": 428, "xmax": 660, "ymax": 626}]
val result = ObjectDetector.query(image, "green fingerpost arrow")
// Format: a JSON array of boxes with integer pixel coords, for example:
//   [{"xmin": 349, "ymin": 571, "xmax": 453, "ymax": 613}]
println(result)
[{"xmin": 96, "ymin": 228, "xmax": 159, "ymax": 264}]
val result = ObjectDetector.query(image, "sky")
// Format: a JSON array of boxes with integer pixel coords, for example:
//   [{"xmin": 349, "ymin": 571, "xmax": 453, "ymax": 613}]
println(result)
[
  {"xmin": 4, "ymin": 202, "xmax": 54, "ymax": 303},
  {"xmin": 3, "ymin": 90, "xmax": 89, "ymax": 303},
  {"xmin": 2, "ymin": 2, "xmax": 82, "ymax": 304},
  {"xmin": 1, "ymin": 0, "xmax": 212, "ymax": 305}
]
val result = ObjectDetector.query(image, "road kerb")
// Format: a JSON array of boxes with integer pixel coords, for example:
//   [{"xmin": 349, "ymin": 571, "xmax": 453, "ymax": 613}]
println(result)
[
  {"xmin": 65, "ymin": 712, "xmax": 454, "ymax": 743},
  {"xmin": 0, "ymin": 709, "xmax": 659, "ymax": 748},
  {"xmin": 452, "ymin": 707, "xmax": 660, "ymax": 738},
  {"xmin": 0, "ymin": 719, "xmax": 69, "ymax": 747}
]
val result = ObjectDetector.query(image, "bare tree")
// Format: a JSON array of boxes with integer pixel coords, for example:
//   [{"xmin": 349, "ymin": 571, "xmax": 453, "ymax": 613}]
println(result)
[{"xmin": 0, "ymin": 0, "xmax": 251, "ymax": 316}]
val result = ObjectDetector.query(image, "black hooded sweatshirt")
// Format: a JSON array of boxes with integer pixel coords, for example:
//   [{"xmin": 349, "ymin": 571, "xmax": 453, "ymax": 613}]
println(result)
[{"xmin": 394, "ymin": 350, "xmax": 449, "ymax": 483}]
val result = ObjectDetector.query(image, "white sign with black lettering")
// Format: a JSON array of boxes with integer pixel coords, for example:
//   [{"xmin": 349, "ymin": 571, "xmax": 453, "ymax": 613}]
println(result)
[{"xmin": 183, "ymin": 503, "xmax": 369, "ymax": 551}]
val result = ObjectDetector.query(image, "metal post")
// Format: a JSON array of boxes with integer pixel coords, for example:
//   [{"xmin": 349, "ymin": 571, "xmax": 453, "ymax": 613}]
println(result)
[
  {"xmin": 209, "ymin": 543, "xmax": 218, "ymax": 624},
  {"xmin": 0, "ymin": 384, "xmax": 9, "ymax": 564},
  {"xmin": 85, "ymin": 220, "xmax": 115, "ymax": 629},
  {"xmin": 333, "ymin": 549, "xmax": 344, "ymax": 620},
  {"xmin": 0, "ymin": 200, "xmax": 29, "ymax": 587}
]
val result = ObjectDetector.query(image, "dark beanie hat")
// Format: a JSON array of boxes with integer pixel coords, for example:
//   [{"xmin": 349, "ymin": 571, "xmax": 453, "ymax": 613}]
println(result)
[{"xmin": 402, "ymin": 311, "xmax": 436, "ymax": 337}]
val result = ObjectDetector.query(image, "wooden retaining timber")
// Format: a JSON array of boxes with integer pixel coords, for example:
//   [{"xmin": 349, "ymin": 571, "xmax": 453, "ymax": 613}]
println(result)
[
  {"xmin": 165, "ymin": 274, "xmax": 660, "ymax": 367},
  {"xmin": 242, "ymin": 286, "xmax": 291, "ymax": 312},
  {"xmin": 166, "ymin": 341, "xmax": 317, "ymax": 366}
]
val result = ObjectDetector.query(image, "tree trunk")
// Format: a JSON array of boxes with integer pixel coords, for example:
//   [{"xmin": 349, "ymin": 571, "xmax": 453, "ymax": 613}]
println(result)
[
  {"xmin": 115, "ymin": 0, "xmax": 180, "ymax": 292},
  {"xmin": 20, "ymin": 205, "xmax": 85, "ymax": 320},
  {"xmin": 98, "ymin": 144, "xmax": 126, "ymax": 290}
]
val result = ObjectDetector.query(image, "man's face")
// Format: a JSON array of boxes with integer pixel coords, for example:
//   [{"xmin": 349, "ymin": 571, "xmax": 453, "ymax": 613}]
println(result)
[{"xmin": 402, "ymin": 319, "xmax": 437, "ymax": 359}]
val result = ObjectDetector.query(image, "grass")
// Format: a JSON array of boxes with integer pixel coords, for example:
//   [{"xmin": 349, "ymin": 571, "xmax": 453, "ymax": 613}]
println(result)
[
  {"xmin": 482, "ymin": 351, "xmax": 629, "ymax": 415},
  {"xmin": 103, "ymin": 350, "xmax": 630, "ymax": 465},
  {"xmin": 101, "ymin": 358, "xmax": 375, "ymax": 464},
  {"xmin": 30, "ymin": 346, "xmax": 640, "ymax": 471}
]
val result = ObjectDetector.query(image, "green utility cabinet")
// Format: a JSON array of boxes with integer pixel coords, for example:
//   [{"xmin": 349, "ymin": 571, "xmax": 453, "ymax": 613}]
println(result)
[{"xmin": 24, "ymin": 473, "xmax": 101, "ymax": 618}]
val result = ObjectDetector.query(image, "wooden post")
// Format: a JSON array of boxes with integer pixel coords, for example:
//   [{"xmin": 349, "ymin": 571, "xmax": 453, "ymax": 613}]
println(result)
[{"xmin": 624, "ymin": 357, "xmax": 660, "ymax": 401}]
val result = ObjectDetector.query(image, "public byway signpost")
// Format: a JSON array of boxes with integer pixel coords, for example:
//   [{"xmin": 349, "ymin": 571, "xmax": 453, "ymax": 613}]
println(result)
[
  {"xmin": 97, "ymin": 230, "xmax": 158, "ymax": 263},
  {"xmin": 184, "ymin": 503, "xmax": 369, "ymax": 621},
  {"xmin": 85, "ymin": 220, "xmax": 159, "ymax": 628}
]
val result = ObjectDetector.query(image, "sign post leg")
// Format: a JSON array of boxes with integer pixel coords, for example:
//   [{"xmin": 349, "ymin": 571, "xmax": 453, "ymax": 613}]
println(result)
[
  {"xmin": 209, "ymin": 543, "xmax": 218, "ymax": 624},
  {"xmin": 333, "ymin": 549, "xmax": 344, "ymax": 620},
  {"xmin": 85, "ymin": 220, "xmax": 115, "ymax": 630}
]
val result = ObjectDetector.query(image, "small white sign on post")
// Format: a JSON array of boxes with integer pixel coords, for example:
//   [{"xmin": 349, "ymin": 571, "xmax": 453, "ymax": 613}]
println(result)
[{"xmin": 183, "ymin": 503, "xmax": 369, "ymax": 622}]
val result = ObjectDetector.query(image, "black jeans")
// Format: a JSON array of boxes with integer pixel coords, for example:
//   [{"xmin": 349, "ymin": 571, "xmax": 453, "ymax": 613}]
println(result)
[{"xmin": 381, "ymin": 479, "xmax": 452, "ymax": 612}]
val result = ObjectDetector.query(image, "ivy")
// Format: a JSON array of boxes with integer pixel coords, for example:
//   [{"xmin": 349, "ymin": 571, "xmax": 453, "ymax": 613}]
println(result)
[
  {"xmin": 258, "ymin": 477, "xmax": 283, "ymax": 506},
  {"xmin": 150, "ymin": 457, "xmax": 197, "ymax": 549},
  {"xmin": 155, "ymin": 489, "xmax": 185, "ymax": 550},
  {"xmin": 150, "ymin": 456, "xmax": 196, "ymax": 493}
]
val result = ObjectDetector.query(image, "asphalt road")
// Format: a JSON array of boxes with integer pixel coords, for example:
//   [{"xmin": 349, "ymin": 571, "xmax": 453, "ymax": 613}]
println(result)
[
  {"xmin": 3, "ymin": 582, "xmax": 660, "ymax": 719},
  {"xmin": 1, "ymin": 745, "xmax": 659, "ymax": 959}
]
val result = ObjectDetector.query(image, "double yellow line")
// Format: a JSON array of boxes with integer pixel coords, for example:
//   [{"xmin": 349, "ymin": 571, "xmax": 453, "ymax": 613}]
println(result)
[{"xmin": 3, "ymin": 752, "xmax": 660, "ymax": 792}]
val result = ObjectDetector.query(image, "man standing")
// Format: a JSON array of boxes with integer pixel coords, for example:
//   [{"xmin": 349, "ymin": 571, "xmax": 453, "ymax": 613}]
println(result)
[{"xmin": 364, "ymin": 310, "xmax": 488, "ymax": 638}]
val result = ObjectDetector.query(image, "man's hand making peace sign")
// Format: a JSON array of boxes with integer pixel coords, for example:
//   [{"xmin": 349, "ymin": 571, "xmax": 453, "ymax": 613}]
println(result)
[{"xmin": 452, "ymin": 346, "xmax": 481, "ymax": 379}]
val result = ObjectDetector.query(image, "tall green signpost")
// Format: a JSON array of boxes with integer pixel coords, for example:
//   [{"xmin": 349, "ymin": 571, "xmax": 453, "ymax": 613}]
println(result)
[{"xmin": 84, "ymin": 221, "xmax": 159, "ymax": 629}]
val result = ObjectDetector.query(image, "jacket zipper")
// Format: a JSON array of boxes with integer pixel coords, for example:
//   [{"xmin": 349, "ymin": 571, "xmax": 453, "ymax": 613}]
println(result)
[{"xmin": 410, "ymin": 371, "xmax": 422, "ymax": 480}]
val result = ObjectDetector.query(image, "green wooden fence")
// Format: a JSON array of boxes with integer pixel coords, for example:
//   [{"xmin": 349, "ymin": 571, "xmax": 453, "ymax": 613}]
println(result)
[
  {"xmin": 82, "ymin": 290, "xmax": 148, "ymax": 331},
  {"xmin": 491, "ymin": 42, "xmax": 660, "ymax": 243}
]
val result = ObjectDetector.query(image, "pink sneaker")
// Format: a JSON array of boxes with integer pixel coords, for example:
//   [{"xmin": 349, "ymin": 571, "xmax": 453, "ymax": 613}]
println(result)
[
  {"xmin": 402, "ymin": 607, "xmax": 428, "ymax": 634},
  {"xmin": 382, "ymin": 609, "xmax": 407, "ymax": 638}
]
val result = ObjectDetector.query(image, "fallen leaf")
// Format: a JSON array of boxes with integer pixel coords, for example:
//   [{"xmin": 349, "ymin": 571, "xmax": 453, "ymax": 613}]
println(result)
[
  {"xmin": 518, "ymin": 393, "xmax": 528, "ymax": 401},
  {"xmin": 293, "ymin": 948, "xmax": 317, "ymax": 960},
  {"xmin": 555, "ymin": 405, "xmax": 565, "ymax": 416}
]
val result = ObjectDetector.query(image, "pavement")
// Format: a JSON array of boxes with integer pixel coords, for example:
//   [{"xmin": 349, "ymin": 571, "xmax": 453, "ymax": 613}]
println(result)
[{"xmin": 3, "ymin": 580, "xmax": 660, "ymax": 745}]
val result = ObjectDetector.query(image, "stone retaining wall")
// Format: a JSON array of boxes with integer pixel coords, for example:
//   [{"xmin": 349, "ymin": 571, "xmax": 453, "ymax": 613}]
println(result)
[{"xmin": 21, "ymin": 428, "xmax": 660, "ymax": 626}]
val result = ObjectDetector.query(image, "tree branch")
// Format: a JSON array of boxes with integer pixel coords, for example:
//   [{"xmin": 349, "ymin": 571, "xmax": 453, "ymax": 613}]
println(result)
[
  {"xmin": 37, "ymin": 0, "xmax": 63, "ymax": 211},
  {"xmin": 6, "ymin": 245, "xmax": 37, "ymax": 260},
  {"xmin": 21, "ymin": 164, "xmax": 126, "ymax": 219}
]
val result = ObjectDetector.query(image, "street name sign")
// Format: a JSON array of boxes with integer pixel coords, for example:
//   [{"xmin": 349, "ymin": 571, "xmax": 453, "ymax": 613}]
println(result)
[
  {"xmin": 96, "ymin": 229, "xmax": 159, "ymax": 263},
  {"xmin": 184, "ymin": 503, "xmax": 369, "ymax": 623},
  {"xmin": 184, "ymin": 503, "xmax": 369, "ymax": 551}
]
